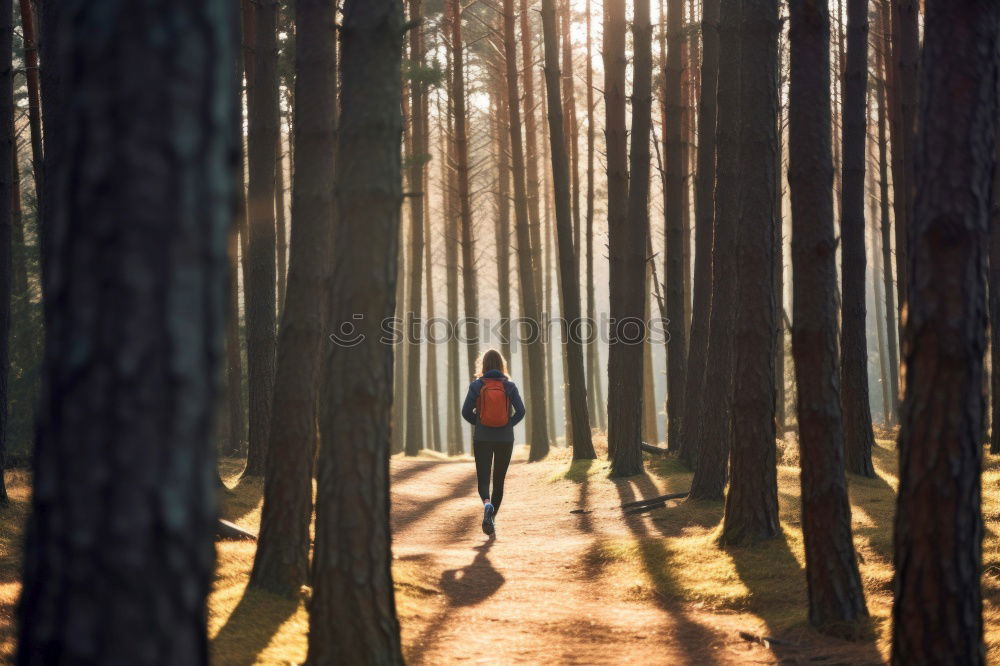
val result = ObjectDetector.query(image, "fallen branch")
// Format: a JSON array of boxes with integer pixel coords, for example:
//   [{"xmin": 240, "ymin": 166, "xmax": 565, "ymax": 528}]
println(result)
[
  {"xmin": 620, "ymin": 491, "xmax": 689, "ymax": 510},
  {"xmin": 217, "ymin": 519, "xmax": 257, "ymax": 541},
  {"xmin": 624, "ymin": 502, "xmax": 667, "ymax": 515},
  {"xmin": 738, "ymin": 631, "xmax": 795, "ymax": 648},
  {"xmin": 640, "ymin": 442, "xmax": 668, "ymax": 456}
]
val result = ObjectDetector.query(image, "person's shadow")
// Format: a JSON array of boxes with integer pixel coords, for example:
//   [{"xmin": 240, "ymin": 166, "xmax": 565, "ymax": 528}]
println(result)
[{"xmin": 440, "ymin": 537, "xmax": 505, "ymax": 607}]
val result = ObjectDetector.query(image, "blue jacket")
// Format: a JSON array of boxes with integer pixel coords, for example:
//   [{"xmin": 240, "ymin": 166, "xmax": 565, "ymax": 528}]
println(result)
[{"xmin": 461, "ymin": 370, "xmax": 526, "ymax": 443}]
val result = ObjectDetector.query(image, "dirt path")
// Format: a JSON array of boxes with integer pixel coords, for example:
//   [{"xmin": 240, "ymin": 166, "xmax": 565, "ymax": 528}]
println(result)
[{"xmin": 391, "ymin": 452, "xmax": 796, "ymax": 665}]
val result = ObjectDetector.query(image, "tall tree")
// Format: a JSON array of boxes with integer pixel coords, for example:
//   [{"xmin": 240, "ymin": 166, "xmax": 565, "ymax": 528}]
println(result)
[
  {"xmin": 840, "ymin": 0, "xmax": 875, "ymax": 476},
  {"xmin": 540, "ymin": 0, "xmax": 595, "ymax": 460},
  {"xmin": 405, "ymin": 0, "xmax": 427, "ymax": 456},
  {"xmin": 17, "ymin": 1, "xmax": 235, "ymax": 659},
  {"xmin": 493, "ymin": 79, "xmax": 514, "ymax": 366},
  {"xmin": 893, "ymin": 1, "xmax": 1000, "ymax": 661},
  {"xmin": 0, "ymin": 0, "xmax": 12, "ymax": 506},
  {"xmin": 307, "ymin": 0, "xmax": 405, "ymax": 662},
  {"xmin": 720, "ymin": 0, "xmax": 779, "ymax": 545},
  {"xmin": 679, "ymin": 0, "xmax": 719, "ymax": 461},
  {"xmin": 441, "ymin": 78, "xmax": 464, "ymax": 456},
  {"xmin": 18, "ymin": 0, "xmax": 41, "ymax": 204},
  {"xmin": 242, "ymin": 0, "xmax": 280, "ymax": 478},
  {"xmin": 889, "ymin": 0, "xmax": 918, "ymax": 326},
  {"xmin": 789, "ymin": 0, "xmax": 868, "ymax": 628},
  {"xmin": 503, "ymin": 0, "xmax": 551, "ymax": 460},
  {"xmin": 249, "ymin": 0, "xmax": 335, "ymax": 597},
  {"xmin": 993, "ymin": 150, "xmax": 1000, "ymax": 455},
  {"xmin": 605, "ymin": 0, "xmax": 647, "ymax": 477},
  {"xmin": 584, "ymin": 0, "xmax": 606, "ymax": 430},
  {"xmin": 663, "ymin": 0, "xmax": 687, "ymax": 452},
  {"xmin": 869, "ymin": 173, "xmax": 891, "ymax": 423},
  {"xmin": 688, "ymin": 0, "xmax": 740, "ymax": 498},
  {"xmin": 875, "ymin": 10, "xmax": 900, "ymax": 425},
  {"xmin": 451, "ymin": 0, "xmax": 479, "ymax": 382}
]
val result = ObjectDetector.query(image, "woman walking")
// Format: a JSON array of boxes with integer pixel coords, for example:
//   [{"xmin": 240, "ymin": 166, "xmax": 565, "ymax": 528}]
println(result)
[{"xmin": 461, "ymin": 349, "xmax": 526, "ymax": 535}]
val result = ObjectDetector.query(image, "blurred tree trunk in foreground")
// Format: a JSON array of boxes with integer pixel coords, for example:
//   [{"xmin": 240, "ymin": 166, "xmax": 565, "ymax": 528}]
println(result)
[
  {"xmin": 17, "ymin": 1, "xmax": 236, "ymax": 659},
  {"xmin": 893, "ymin": 1, "xmax": 1000, "ymax": 661}
]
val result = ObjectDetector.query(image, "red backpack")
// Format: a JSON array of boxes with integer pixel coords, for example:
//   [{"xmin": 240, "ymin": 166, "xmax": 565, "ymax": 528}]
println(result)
[{"xmin": 477, "ymin": 378, "xmax": 510, "ymax": 427}]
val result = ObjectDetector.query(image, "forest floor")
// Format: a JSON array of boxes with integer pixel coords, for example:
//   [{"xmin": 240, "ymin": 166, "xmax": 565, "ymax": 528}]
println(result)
[{"xmin": 3, "ymin": 434, "xmax": 1000, "ymax": 663}]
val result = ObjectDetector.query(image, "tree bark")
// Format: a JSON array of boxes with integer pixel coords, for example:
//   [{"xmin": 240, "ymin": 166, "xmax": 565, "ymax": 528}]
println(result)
[
  {"xmin": 250, "ymin": 0, "xmax": 335, "ymax": 598},
  {"xmin": 870, "ymin": 172, "xmax": 891, "ymax": 424},
  {"xmin": 0, "ymin": 0, "xmax": 12, "ymax": 506},
  {"xmin": 840, "ymin": 0, "xmax": 875, "ymax": 477},
  {"xmin": 242, "ymin": 0, "xmax": 280, "ymax": 478},
  {"xmin": 720, "ymin": 0, "xmax": 779, "ymax": 546},
  {"xmin": 17, "ymin": 0, "xmax": 41, "ymax": 209},
  {"xmin": 493, "ymin": 79, "xmax": 514, "ymax": 366},
  {"xmin": 688, "ymin": 0, "xmax": 740, "ymax": 499},
  {"xmin": 404, "ymin": 0, "xmax": 426, "ymax": 456},
  {"xmin": 503, "ymin": 0, "xmax": 550, "ymax": 461},
  {"xmin": 16, "ymin": 2, "xmax": 235, "ymax": 659},
  {"xmin": 451, "ymin": 0, "xmax": 480, "ymax": 383},
  {"xmin": 605, "ymin": 0, "xmax": 646, "ymax": 477},
  {"xmin": 892, "ymin": 2, "xmax": 1000, "ymax": 661},
  {"xmin": 993, "ymin": 144, "xmax": 1000, "ymax": 455},
  {"xmin": 584, "ymin": 0, "xmax": 606, "ymax": 431},
  {"xmin": 875, "ymin": 15, "xmax": 900, "ymax": 425},
  {"xmin": 789, "ymin": 0, "xmax": 868, "ymax": 629},
  {"xmin": 662, "ymin": 0, "xmax": 687, "ymax": 455},
  {"xmin": 678, "ymin": 0, "xmax": 719, "ymax": 462},
  {"xmin": 540, "ymin": 0, "xmax": 595, "ymax": 460},
  {"xmin": 307, "ymin": 1, "xmax": 405, "ymax": 663},
  {"xmin": 889, "ymin": 0, "xmax": 918, "ymax": 330}
]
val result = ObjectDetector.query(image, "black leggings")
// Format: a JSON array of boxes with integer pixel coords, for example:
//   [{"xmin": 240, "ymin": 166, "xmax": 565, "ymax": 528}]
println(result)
[{"xmin": 473, "ymin": 441, "xmax": 514, "ymax": 513}]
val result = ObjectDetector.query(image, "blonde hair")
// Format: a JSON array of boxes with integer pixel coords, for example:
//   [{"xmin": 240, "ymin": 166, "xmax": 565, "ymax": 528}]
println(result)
[{"xmin": 477, "ymin": 349, "xmax": 508, "ymax": 378}]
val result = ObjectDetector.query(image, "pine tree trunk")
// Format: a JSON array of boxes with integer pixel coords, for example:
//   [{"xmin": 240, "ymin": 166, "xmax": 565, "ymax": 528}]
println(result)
[
  {"xmin": 664, "ymin": 0, "xmax": 687, "ymax": 453},
  {"xmin": 678, "ymin": 0, "xmax": 719, "ymax": 462},
  {"xmin": 893, "ymin": 2, "xmax": 1000, "ymax": 661},
  {"xmin": 584, "ymin": 0, "xmax": 606, "ymax": 431},
  {"xmin": 541, "ymin": 0, "xmax": 595, "ymax": 459},
  {"xmin": 17, "ymin": 2, "xmax": 235, "ymax": 658},
  {"xmin": 889, "ymin": 0, "xmax": 918, "ymax": 329},
  {"xmin": 494, "ymin": 81, "xmax": 514, "ymax": 366},
  {"xmin": 875, "ymin": 18, "xmax": 900, "ymax": 425},
  {"xmin": 451, "ymin": 0, "xmax": 480, "ymax": 382},
  {"xmin": 789, "ymin": 0, "xmax": 868, "ymax": 629},
  {"xmin": 0, "ymin": 0, "xmax": 12, "ymax": 506},
  {"xmin": 275, "ymin": 133, "xmax": 288, "ymax": 316},
  {"xmin": 242, "ymin": 0, "xmax": 280, "ymax": 478},
  {"xmin": 688, "ymin": 0, "xmax": 740, "ymax": 499},
  {"xmin": 442, "ymin": 81, "xmax": 463, "ymax": 456},
  {"xmin": 720, "ymin": 0, "xmax": 779, "ymax": 546},
  {"xmin": 606, "ymin": 0, "xmax": 648, "ymax": 477},
  {"xmin": 250, "ymin": 0, "xmax": 335, "ymax": 598},
  {"xmin": 840, "ymin": 0, "xmax": 875, "ymax": 477},
  {"xmin": 503, "ymin": 0, "xmax": 551, "ymax": 461},
  {"xmin": 870, "ymin": 178, "xmax": 891, "ymax": 424},
  {"xmin": 307, "ymin": 1, "xmax": 405, "ymax": 662},
  {"xmin": 18, "ymin": 0, "xmax": 42, "ymax": 211},
  {"xmin": 561, "ymin": 0, "xmax": 581, "ymax": 268},
  {"xmin": 405, "ymin": 0, "xmax": 427, "ymax": 457},
  {"xmin": 423, "ymin": 107, "xmax": 442, "ymax": 455}
]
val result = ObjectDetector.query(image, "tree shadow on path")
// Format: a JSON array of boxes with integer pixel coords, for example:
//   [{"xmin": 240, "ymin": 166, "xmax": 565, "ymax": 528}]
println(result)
[{"xmin": 613, "ymin": 474, "xmax": 726, "ymax": 666}]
